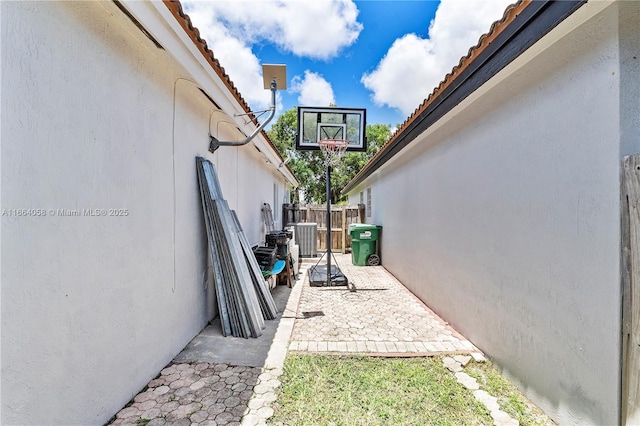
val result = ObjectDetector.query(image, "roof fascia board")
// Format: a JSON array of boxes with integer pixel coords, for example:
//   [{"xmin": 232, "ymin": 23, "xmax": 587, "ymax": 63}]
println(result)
[
  {"xmin": 242, "ymin": 138, "xmax": 299, "ymax": 186},
  {"xmin": 279, "ymin": 169, "xmax": 299, "ymax": 187},
  {"xmin": 252, "ymin": 137, "xmax": 301, "ymax": 186},
  {"xmin": 343, "ymin": 0, "xmax": 586, "ymax": 195},
  {"xmin": 395, "ymin": 0, "xmax": 616, "ymax": 169}
]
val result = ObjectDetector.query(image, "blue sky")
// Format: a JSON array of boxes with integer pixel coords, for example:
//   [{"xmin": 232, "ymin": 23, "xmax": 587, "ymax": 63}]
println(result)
[
  {"xmin": 251, "ymin": 1, "xmax": 439, "ymax": 126},
  {"xmin": 182, "ymin": 0, "xmax": 512, "ymax": 127}
]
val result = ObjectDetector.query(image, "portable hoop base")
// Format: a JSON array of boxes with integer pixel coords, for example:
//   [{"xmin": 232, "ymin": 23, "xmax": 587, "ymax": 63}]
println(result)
[{"xmin": 308, "ymin": 263, "xmax": 348, "ymax": 287}]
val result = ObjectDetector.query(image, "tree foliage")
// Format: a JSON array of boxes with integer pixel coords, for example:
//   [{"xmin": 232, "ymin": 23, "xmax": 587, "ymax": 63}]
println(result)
[{"xmin": 268, "ymin": 107, "xmax": 392, "ymax": 204}]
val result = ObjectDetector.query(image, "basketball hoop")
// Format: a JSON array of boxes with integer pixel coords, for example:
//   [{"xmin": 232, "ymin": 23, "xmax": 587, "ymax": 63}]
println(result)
[
  {"xmin": 296, "ymin": 107, "xmax": 366, "ymax": 288},
  {"xmin": 318, "ymin": 139, "xmax": 349, "ymax": 167}
]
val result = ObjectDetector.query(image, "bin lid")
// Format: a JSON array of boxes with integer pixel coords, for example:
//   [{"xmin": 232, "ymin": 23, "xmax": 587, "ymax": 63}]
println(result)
[{"xmin": 348, "ymin": 223, "xmax": 380, "ymax": 231}]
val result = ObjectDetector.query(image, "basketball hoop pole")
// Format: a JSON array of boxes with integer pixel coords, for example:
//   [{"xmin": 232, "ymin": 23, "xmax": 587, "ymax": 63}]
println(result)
[
  {"xmin": 326, "ymin": 164, "xmax": 332, "ymax": 287},
  {"xmin": 313, "ymin": 139, "xmax": 348, "ymax": 287}
]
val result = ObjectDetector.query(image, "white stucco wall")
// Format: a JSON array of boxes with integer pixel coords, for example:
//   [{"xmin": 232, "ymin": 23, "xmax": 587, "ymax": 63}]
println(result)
[
  {"xmin": 1, "ymin": 1, "xmax": 290, "ymax": 424},
  {"xmin": 349, "ymin": 3, "xmax": 636, "ymax": 425}
]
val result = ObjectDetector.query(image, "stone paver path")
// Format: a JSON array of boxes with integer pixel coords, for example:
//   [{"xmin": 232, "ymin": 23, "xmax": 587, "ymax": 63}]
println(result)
[
  {"xmin": 290, "ymin": 254, "xmax": 476, "ymax": 355},
  {"xmin": 443, "ymin": 355, "xmax": 520, "ymax": 426},
  {"xmin": 110, "ymin": 363, "xmax": 252, "ymax": 425},
  {"xmin": 109, "ymin": 362, "xmax": 283, "ymax": 425}
]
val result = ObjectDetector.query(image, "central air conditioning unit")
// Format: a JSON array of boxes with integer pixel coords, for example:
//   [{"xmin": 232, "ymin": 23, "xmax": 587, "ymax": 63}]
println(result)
[{"xmin": 295, "ymin": 222, "xmax": 317, "ymax": 257}]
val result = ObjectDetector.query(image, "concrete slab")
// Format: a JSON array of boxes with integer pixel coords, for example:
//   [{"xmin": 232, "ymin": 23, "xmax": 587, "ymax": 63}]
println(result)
[{"xmin": 174, "ymin": 272, "xmax": 301, "ymax": 367}]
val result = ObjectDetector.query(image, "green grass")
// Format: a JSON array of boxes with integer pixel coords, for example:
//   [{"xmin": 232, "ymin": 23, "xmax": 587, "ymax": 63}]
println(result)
[
  {"xmin": 465, "ymin": 362, "xmax": 554, "ymax": 426},
  {"xmin": 270, "ymin": 354, "xmax": 493, "ymax": 426}
]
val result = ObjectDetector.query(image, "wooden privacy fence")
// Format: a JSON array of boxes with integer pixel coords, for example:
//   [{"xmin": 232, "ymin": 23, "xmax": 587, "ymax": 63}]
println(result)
[{"xmin": 283, "ymin": 204, "xmax": 365, "ymax": 253}]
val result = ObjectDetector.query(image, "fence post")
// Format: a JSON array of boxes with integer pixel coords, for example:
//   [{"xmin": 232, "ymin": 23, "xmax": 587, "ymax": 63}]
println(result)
[{"xmin": 341, "ymin": 207, "xmax": 348, "ymax": 254}]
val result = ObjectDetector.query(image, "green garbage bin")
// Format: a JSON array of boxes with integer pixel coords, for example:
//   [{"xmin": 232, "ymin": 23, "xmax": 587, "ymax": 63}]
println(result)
[{"xmin": 349, "ymin": 224, "xmax": 382, "ymax": 266}]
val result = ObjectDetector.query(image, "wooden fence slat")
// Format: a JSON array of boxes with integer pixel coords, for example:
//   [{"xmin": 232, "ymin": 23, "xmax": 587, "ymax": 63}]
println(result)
[
  {"xmin": 623, "ymin": 154, "xmax": 640, "ymax": 425},
  {"xmin": 287, "ymin": 204, "xmax": 363, "ymax": 252}
]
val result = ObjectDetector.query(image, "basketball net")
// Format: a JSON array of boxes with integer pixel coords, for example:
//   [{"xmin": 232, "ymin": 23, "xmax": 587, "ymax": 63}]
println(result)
[{"xmin": 318, "ymin": 139, "xmax": 349, "ymax": 167}]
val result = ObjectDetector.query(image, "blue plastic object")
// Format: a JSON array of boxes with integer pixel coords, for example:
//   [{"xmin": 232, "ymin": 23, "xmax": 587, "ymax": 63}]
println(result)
[{"xmin": 270, "ymin": 260, "xmax": 286, "ymax": 276}]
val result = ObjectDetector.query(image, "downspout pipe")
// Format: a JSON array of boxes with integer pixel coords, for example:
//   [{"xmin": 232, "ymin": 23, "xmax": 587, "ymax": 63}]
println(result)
[{"xmin": 209, "ymin": 79, "xmax": 277, "ymax": 153}]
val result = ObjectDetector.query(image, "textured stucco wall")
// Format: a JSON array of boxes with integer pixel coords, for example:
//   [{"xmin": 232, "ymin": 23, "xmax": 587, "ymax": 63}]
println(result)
[
  {"xmin": 1, "ymin": 2, "xmax": 287, "ymax": 424},
  {"xmin": 349, "ymin": 4, "xmax": 632, "ymax": 425}
]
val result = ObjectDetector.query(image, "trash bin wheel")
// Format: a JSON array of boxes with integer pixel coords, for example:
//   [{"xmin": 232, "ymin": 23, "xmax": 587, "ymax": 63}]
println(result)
[{"xmin": 367, "ymin": 254, "xmax": 380, "ymax": 266}]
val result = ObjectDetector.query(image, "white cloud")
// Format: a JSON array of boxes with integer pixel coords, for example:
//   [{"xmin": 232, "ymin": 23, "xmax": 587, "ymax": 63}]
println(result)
[
  {"xmin": 291, "ymin": 71, "xmax": 335, "ymax": 106},
  {"xmin": 361, "ymin": 0, "xmax": 513, "ymax": 116},
  {"xmin": 182, "ymin": 1, "xmax": 361, "ymax": 111},
  {"xmin": 192, "ymin": 0, "xmax": 362, "ymax": 60}
]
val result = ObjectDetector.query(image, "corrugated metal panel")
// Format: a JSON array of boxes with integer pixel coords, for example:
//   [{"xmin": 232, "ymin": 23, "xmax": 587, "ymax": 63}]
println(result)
[{"xmin": 196, "ymin": 157, "xmax": 277, "ymax": 338}]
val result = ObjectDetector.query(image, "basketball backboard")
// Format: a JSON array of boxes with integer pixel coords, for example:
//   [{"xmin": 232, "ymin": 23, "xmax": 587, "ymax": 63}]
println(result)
[{"xmin": 296, "ymin": 107, "xmax": 366, "ymax": 152}]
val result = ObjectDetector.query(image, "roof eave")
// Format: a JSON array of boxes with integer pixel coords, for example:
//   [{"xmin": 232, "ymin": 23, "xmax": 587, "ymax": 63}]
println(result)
[
  {"xmin": 342, "ymin": 0, "xmax": 586, "ymax": 195},
  {"xmin": 161, "ymin": 0, "xmax": 297, "ymax": 183}
]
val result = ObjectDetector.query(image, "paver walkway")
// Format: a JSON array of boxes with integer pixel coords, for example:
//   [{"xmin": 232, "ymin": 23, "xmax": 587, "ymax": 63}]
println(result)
[
  {"xmin": 109, "ymin": 362, "xmax": 264, "ymax": 425},
  {"xmin": 110, "ymin": 254, "xmax": 481, "ymax": 425},
  {"xmin": 290, "ymin": 253, "xmax": 477, "ymax": 355}
]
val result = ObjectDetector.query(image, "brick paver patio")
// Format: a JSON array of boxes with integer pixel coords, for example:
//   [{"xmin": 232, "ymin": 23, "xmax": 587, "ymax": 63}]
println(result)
[{"xmin": 290, "ymin": 253, "xmax": 476, "ymax": 355}]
